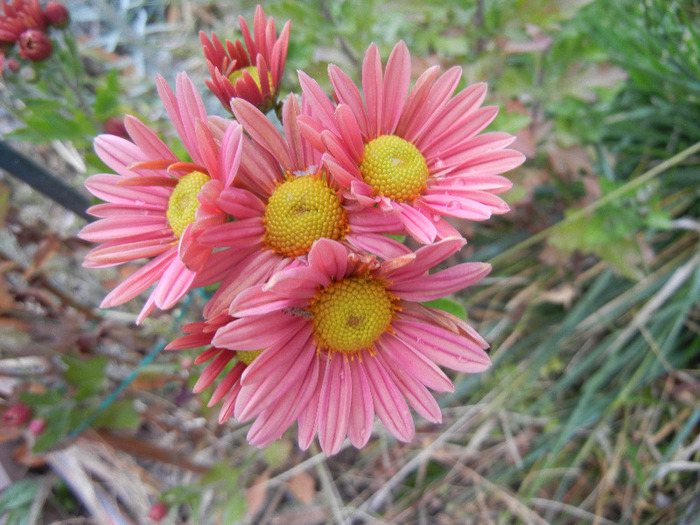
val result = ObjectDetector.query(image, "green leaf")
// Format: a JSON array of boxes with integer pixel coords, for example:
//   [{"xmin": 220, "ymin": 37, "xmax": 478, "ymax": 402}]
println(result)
[
  {"xmin": 221, "ymin": 492, "xmax": 248, "ymax": 524},
  {"xmin": 93, "ymin": 70, "xmax": 121, "ymax": 121},
  {"xmin": 0, "ymin": 479, "xmax": 39, "ymax": 515},
  {"xmin": 92, "ymin": 400, "xmax": 141, "ymax": 430},
  {"xmin": 62, "ymin": 355, "xmax": 108, "ymax": 401},
  {"xmin": 422, "ymin": 297, "xmax": 467, "ymax": 320}
]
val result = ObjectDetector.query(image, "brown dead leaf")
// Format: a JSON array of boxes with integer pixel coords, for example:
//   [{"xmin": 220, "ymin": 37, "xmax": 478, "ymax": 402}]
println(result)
[
  {"xmin": 246, "ymin": 472, "xmax": 270, "ymax": 517},
  {"xmin": 23, "ymin": 233, "xmax": 61, "ymax": 281},
  {"xmin": 287, "ymin": 471, "xmax": 316, "ymax": 504},
  {"xmin": 536, "ymin": 285, "xmax": 577, "ymax": 309}
]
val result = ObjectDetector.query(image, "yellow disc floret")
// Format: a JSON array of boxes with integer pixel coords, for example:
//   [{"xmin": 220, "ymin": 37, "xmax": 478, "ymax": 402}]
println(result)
[
  {"xmin": 230, "ymin": 65, "xmax": 274, "ymax": 93},
  {"xmin": 263, "ymin": 174, "xmax": 348, "ymax": 257},
  {"xmin": 359, "ymin": 134, "xmax": 429, "ymax": 202},
  {"xmin": 166, "ymin": 171, "xmax": 210, "ymax": 238},
  {"xmin": 237, "ymin": 350, "xmax": 263, "ymax": 365},
  {"xmin": 309, "ymin": 274, "xmax": 397, "ymax": 354}
]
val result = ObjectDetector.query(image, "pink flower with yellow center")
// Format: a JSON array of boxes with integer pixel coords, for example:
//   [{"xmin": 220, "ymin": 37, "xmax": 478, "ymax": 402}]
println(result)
[
  {"xmin": 298, "ymin": 41, "xmax": 526, "ymax": 244},
  {"xmin": 211, "ymin": 237, "xmax": 492, "ymax": 454},
  {"xmin": 197, "ymin": 94, "xmax": 405, "ymax": 318},
  {"xmin": 79, "ymin": 73, "xmax": 244, "ymax": 322},
  {"xmin": 200, "ymin": 5, "xmax": 290, "ymax": 113}
]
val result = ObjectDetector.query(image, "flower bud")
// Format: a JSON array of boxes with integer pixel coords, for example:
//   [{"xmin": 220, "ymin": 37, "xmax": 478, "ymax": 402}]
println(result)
[
  {"xmin": 148, "ymin": 501, "xmax": 168, "ymax": 522},
  {"xmin": 18, "ymin": 29, "xmax": 53, "ymax": 62},
  {"xmin": 2, "ymin": 403, "xmax": 32, "ymax": 426},
  {"xmin": 28, "ymin": 418, "xmax": 47, "ymax": 435},
  {"xmin": 102, "ymin": 117, "xmax": 128, "ymax": 139},
  {"xmin": 44, "ymin": 2, "xmax": 70, "ymax": 28}
]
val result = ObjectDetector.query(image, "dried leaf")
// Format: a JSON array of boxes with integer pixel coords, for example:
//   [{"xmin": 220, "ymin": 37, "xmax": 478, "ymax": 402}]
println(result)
[{"xmin": 287, "ymin": 471, "xmax": 316, "ymax": 504}]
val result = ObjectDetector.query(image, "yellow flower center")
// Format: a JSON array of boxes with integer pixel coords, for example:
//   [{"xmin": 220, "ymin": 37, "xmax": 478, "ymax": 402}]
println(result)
[
  {"xmin": 237, "ymin": 350, "xmax": 263, "ymax": 365},
  {"xmin": 263, "ymin": 174, "xmax": 348, "ymax": 257},
  {"xmin": 359, "ymin": 135, "xmax": 429, "ymax": 202},
  {"xmin": 229, "ymin": 65, "xmax": 274, "ymax": 93},
  {"xmin": 308, "ymin": 274, "xmax": 397, "ymax": 354},
  {"xmin": 166, "ymin": 171, "xmax": 210, "ymax": 238}
]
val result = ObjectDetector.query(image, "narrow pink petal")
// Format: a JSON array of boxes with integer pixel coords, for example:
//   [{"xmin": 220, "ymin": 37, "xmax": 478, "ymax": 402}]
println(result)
[
  {"xmin": 175, "ymin": 73, "xmax": 209, "ymax": 161},
  {"xmin": 419, "ymin": 194, "xmax": 496, "ymax": 221},
  {"xmin": 217, "ymin": 188, "xmax": 265, "ymax": 218},
  {"xmin": 198, "ymin": 219, "xmax": 264, "ymax": 248},
  {"xmin": 321, "ymin": 129, "xmax": 360, "ymax": 176},
  {"xmin": 417, "ymin": 82, "xmax": 488, "ymax": 153},
  {"xmin": 378, "ymin": 332, "xmax": 454, "ymax": 393},
  {"xmin": 381, "ymin": 41, "xmax": 411, "ymax": 135},
  {"xmin": 333, "ymin": 104, "xmax": 365, "ymax": 162},
  {"xmin": 193, "ymin": 350, "xmax": 235, "ymax": 393},
  {"xmin": 307, "ymin": 238, "xmax": 348, "ymax": 280},
  {"xmin": 395, "ymin": 66, "xmax": 441, "ymax": 140},
  {"xmin": 362, "ymin": 43, "xmax": 383, "ymax": 137},
  {"xmin": 323, "ymin": 153, "xmax": 360, "ymax": 190},
  {"xmin": 86, "ymin": 202, "xmax": 165, "ymax": 218},
  {"xmin": 422, "ymin": 106, "xmax": 499, "ymax": 158},
  {"xmin": 298, "ymin": 70, "xmax": 338, "ymax": 132},
  {"xmin": 194, "ymin": 118, "xmax": 220, "ymax": 180},
  {"xmin": 375, "ymin": 350, "xmax": 442, "ymax": 424},
  {"xmin": 328, "ymin": 65, "xmax": 369, "ymax": 138},
  {"xmin": 100, "ymin": 249, "xmax": 176, "ymax": 308},
  {"xmin": 317, "ymin": 355, "xmax": 352, "ymax": 455},
  {"xmin": 84, "ymin": 173, "xmax": 170, "ymax": 206},
  {"xmin": 347, "ymin": 357, "xmax": 374, "ymax": 448},
  {"xmin": 219, "ymin": 382, "xmax": 244, "ymax": 423},
  {"xmin": 297, "ymin": 359, "xmax": 326, "ymax": 450},
  {"xmin": 165, "ymin": 332, "xmax": 212, "ymax": 351},
  {"xmin": 281, "ymin": 95, "xmax": 310, "ymax": 171},
  {"xmin": 389, "ymin": 262, "xmax": 491, "ymax": 301},
  {"xmin": 439, "ymin": 150, "xmax": 525, "ymax": 181},
  {"xmin": 209, "ymin": 361, "xmax": 245, "ymax": 406},
  {"xmin": 212, "ymin": 311, "xmax": 301, "ymax": 351},
  {"xmin": 79, "ymin": 215, "xmax": 169, "ymax": 242},
  {"xmin": 232, "ymin": 98, "xmax": 293, "ymax": 170},
  {"xmin": 83, "ymin": 236, "xmax": 174, "ymax": 267},
  {"xmin": 219, "ymin": 122, "xmax": 244, "ymax": 187},
  {"xmin": 346, "ymin": 233, "xmax": 411, "ymax": 260},
  {"xmin": 271, "ymin": 21, "xmax": 291, "ymax": 86},
  {"xmin": 397, "ymin": 202, "xmax": 437, "ymax": 244},
  {"xmin": 398, "ymin": 66, "xmax": 462, "ymax": 144},
  {"xmin": 363, "ymin": 355, "xmax": 414, "ymax": 442},
  {"xmin": 228, "ymin": 285, "xmax": 301, "ymax": 317},
  {"xmin": 153, "ymin": 256, "xmax": 196, "ymax": 309},
  {"xmin": 123, "ymin": 115, "xmax": 177, "ymax": 162},
  {"xmin": 383, "ymin": 236, "xmax": 465, "ymax": 282},
  {"xmin": 235, "ymin": 325, "xmax": 315, "ymax": 421},
  {"xmin": 263, "ymin": 265, "xmax": 329, "ymax": 297},
  {"xmin": 392, "ymin": 319, "xmax": 491, "ymax": 373}
]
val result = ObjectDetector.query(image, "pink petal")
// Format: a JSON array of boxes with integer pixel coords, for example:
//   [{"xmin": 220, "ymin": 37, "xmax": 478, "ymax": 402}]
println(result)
[
  {"xmin": 212, "ymin": 311, "xmax": 302, "ymax": 351},
  {"xmin": 389, "ymin": 262, "xmax": 491, "ymax": 301},
  {"xmin": 361, "ymin": 43, "xmax": 383, "ymax": 138},
  {"xmin": 307, "ymin": 238, "xmax": 348, "ymax": 280},
  {"xmin": 381, "ymin": 41, "xmax": 411, "ymax": 135},
  {"xmin": 232, "ymin": 98, "xmax": 293, "ymax": 170},
  {"xmin": 152, "ymin": 256, "xmax": 196, "ymax": 309},
  {"xmin": 100, "ymin": 249, "xmax": 176, "ymax": 308},
  {"xmin": 378, "ymin": 332, "xmax": 454, "ymax": 393},
  {"xmin": 375, "ymin": 350, "xmax": 442, "ymax": 424},
  {"xmin": 392, "ymin": 319, "xmax": 491, "ymax": 373},
  {"xmin": 79, "ymin": 215, "xmax": 169, "ymax": 242},
  {"xmin": 124, "ymin": 115, "xmax": 177, "ymax": 162},
  {"xmin": 347, "ymin": 357, "xmax": 374, "ymax": 448},
  {"xmin": 317, "ymin": 355, "xmax": 352, "ymax": 455},
  {"xmin": 328, "ymin": 65, "xmax": 369, "ymax": 138},
  {"xmin": 363, "ymin": 355, "xmax": 414, "ymax": 442},
  {"xmin": 383, "ymin": 236, "xmax": 465, "ymax": 281},
  {"xmin": 397, "ymin": 202, "xmax": 437, "ymax": 244}
]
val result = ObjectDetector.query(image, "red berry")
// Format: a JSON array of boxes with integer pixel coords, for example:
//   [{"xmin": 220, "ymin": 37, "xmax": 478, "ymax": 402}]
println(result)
[
  {"xmin": 44, "ymin": 2, "xmax": 70, "ymax": 28},
  {"xmin": 148, "ymin": 501, "xmax": 168, "ymax": 522},
  {"xmin": 2, "ymin": 403, "xmax": 32, "ymax": 426}
]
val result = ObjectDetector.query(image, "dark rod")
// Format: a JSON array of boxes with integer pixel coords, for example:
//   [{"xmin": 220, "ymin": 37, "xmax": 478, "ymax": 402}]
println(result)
[{"xmin": 0, "ymin": 140, "xmax": 93, "ymax": 222}]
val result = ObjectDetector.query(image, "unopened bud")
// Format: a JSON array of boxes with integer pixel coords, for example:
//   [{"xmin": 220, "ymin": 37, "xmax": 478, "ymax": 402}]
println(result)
[
  {"xmin": 2, "ymin": 403, "xmax": 32, "ymax": 427},
  {"xmin": 44, "ymin": 2, "xmax": 70, "ymax": 28},
  {"xmin": 148, "ymin": 501, "xmax": 169, "ymax": 522},
  {"xmin": 28, "ymin": 418, "xmax": 47, "ymax": 435},
  {"xmin": 102, "ymin": 117, "xmax": 128, "ymax": 139},
  {"xmin": 18, "ymin": 29, "xmax": 53, "ymax": 62}
]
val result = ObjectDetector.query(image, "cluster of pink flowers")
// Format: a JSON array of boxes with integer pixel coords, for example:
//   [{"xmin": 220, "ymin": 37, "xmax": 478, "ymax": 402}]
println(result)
[
  {"xmin": 79, "ymin": 5, "xmax": 524, "ymax": 455},
  {"xmin": 0, "ymin": 0, "xmax": 68, "ymax": 74}
]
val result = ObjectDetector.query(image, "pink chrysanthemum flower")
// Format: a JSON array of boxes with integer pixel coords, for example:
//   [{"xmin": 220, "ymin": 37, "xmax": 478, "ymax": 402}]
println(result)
[
  {"xmin": 198, "ymin": 94, "xmax": 405, "ymax": 317},
  {"xmin": 298, "ymin": 41, "xmax": 526, "ymax": 244},
  {"xmin": 79, "ymin": 72, "xmax": 244, "ymax": 321},
  {"xmin": 0, "ymin": 0, "xmax": 46, "ymax": 44},
  {"xmin": 200, "ymin": 5, "xmax": 290, "ymax": 113},
  {"xmin": 211, "ymin": 237, "xmax": 492, "ymax": 454}
]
